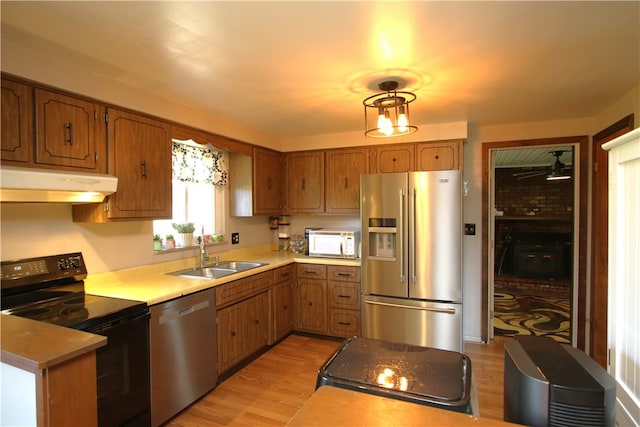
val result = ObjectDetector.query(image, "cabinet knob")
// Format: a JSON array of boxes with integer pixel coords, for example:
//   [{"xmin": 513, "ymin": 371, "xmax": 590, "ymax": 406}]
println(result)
[{"xmin": 231, "ymin": 331, "xmax": 236, "ymax": 337}]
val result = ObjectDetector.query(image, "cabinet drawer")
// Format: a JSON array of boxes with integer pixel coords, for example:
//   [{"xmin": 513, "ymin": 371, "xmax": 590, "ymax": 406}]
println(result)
[
  {"xmin": 297, "ymin": 263, "xmax": 327, "ymax": 279},
  {"xmin": 273, "ymin": 264, "xmax": 294, "ymax": 284},
  {"xmin": 327, "ymin": 265, "xmax": 360, "ymax": 282},
  {"xmin": 328, "ymin": 308, "xmax": 361, "ymax": 338},
  {"xmin": 215, "ymin": 271, "xmax": 273, "ymax": 308},
  {"xmin": 328, "ymin": 281, "xmax": 360, "ymax": 309}
]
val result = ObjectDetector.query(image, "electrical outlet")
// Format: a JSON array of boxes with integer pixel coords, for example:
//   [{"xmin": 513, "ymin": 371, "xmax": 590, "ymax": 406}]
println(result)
[
  {"xmin": 464, "ymin": 223, "xmax": 476, "ymax": 236},
  {"xmin": 231, "ymin": 232, "xmax": 239, "ymax": 244}
]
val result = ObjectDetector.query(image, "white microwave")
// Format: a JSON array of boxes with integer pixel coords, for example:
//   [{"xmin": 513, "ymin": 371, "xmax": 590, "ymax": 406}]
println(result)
[{"xmin": 308, "ymin": 230, "xmax": 360, "ymax": 259}]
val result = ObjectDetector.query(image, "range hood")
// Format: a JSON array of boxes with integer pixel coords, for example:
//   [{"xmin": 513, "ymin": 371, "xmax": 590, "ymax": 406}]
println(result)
[{"xmin": 0, "ymin": 166, "xmax": 118, "ymax": 203}]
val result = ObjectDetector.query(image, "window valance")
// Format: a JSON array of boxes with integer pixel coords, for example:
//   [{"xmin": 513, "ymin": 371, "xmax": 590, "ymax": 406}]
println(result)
[{"xmin": 172, "ymin": 140, "xmax": 228, "ymax": 185}]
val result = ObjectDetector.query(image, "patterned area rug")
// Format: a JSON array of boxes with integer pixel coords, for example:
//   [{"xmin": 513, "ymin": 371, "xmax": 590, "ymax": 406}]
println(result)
[{"xmin": 494, "ymin": 292, "xmax": 571, "ymax": 343}]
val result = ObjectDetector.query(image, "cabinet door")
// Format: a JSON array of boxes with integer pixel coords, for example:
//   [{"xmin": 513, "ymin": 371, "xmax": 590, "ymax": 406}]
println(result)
[
  {"xmin": 107, "ymin": 109, "xmax": 172, "ymax": 219},
  {"xmin": 253, "ymin": 147, "xmax": 283, "ymax": 214},
  {"xmin": 372, "ymin": 143, "xmax": 414, "ymax": 173},
  {"xmin": 217, "ymin": 303, "xmax": 244, "ymax": 374},
  {"xmin": 244, "ymin": 293, "xmax": 268, "ymax": 356},
  {"xmin": 285, "ymin": 151, "xmax": 324, "ymax": 213},
  {"xmin": 325, "ymin": 148, "xmax": 369, "ymax": 213},
  {"xmin": 35, "ymin": 89, "xmax": 106, "ymax": 172},
  {"xmin": 273, "ymin": 279, "xmax": 294, "ymax": 342},
  {"xmin": 415, "ymin": 140, "xmax": 463, "ymax": 171},
  {"xmin": 296, "ymin": 278, "xmax": 327, "ymax": 334},
  {"xmin": 1, "ymin": 78, "xmax": 32, "ymax": 164}
]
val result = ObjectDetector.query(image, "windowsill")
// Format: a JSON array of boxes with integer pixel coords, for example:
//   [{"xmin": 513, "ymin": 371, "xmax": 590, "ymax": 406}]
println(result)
[{"xmin": 153, "ymin": 241, "xmax": 226, "ymax": 254}]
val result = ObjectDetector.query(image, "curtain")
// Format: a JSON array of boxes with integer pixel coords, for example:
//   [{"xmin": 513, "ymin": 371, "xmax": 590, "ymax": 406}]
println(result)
[{"xmin": 172, "ymin": 140, "xmax": 228, "ymax": 185}]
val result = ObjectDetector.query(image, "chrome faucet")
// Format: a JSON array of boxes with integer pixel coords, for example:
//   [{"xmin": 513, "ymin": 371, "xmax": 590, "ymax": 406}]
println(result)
[{"xmin": 199, "ymin": 227, "xmax": 209, "ymax": 268}]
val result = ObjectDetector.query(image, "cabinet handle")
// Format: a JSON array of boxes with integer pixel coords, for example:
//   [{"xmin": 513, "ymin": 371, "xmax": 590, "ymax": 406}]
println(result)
[
  {"xmin": 301, "ymin": 178, "xmax": 306, "ymax": 190},
  {"xmin": 141, "ymin": 161, "xmax": 147, "ymax": 178},
  {"xmin": 344, "ymin": 177, "xmax": 348, "ymax": 189},
  {"xmin": 338, "ymin": 322, "xmax": 351, "ymax": 326},
  {"xmin": 337, "ymin": 295, "xmax": 350, "ymax": 298},
  {"xmin": 336, "ymin": 273, "xmax": 352, "ymax": 277},
  {"xmin": 267, "ymin": 178, "xmax": 272, "ymax": 189},
  {"xmin": 304, "ymin": 269, "xmax": 318, "ymax": 275},
  {"xmin": 65, "ymin": 122, "xmax": 73, "ymax": 145},
  {"xmin": 231, "ymin": 331, "xmax": 236, "ymax": 337}
]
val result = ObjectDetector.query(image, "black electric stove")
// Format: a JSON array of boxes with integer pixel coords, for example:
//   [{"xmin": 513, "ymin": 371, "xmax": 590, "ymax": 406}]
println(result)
[
  {"xmin": 316, "ymin": 336, "xmax": 474, "ymax": 415},
  {"xmin": 1, "ymin": 252, "xmax": 151, "ymax": 427},
  {"xmin": 1, "ymin": 252, "xmax": 146, "ymax": 332}
]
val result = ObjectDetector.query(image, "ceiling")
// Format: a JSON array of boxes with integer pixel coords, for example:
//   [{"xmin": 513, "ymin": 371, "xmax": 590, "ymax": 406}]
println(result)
[{"xmin": 1, "ymin": 1, "xmax": 639, "ymax": 140}]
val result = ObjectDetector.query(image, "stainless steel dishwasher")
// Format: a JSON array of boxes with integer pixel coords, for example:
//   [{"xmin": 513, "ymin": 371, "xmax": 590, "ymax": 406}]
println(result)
[{"xmin": 150, "ymin": 288, "xmax": 217, "ymax": 426}]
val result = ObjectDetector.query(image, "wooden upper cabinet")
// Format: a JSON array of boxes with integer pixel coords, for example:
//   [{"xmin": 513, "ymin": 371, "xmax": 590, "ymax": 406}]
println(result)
[
  {"xmin": 285, "ymin": 150, "xmax": 324, "ymax": 213},
  {"xmin": 415, "ymin": 139, "xmax": 463, "ymax": 171},
  {"xmin": 253, "ymin": 147, "xmax": 283, "ymax": 214},
  {"xmin": 371, "ymin": 143, "xmax": 414, "ymax": 173},
  {"xmin": 34, "ymin": 88, "xmax": 107, "ymax": 172},
  {"xmin": 1, "ymin": 78, "xmax": 33, "ymax": 164},
  {"xmin": 325, "ymin": 148, "xmax": 368, "ymax": 213},
  {"xmin": 106, "ymin": 109, "xmax": 172, "ymax": 219}
]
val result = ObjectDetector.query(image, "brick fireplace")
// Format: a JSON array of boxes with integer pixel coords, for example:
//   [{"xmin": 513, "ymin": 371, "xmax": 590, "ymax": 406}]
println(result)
[{"xmin": 494, "ymin": 167, "xmax": 573, "ymax": 298}]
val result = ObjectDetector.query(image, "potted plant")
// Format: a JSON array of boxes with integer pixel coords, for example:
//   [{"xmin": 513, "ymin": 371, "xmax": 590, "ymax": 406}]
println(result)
[
  {"xmin": 172, "ymin": 222, "xmax": 195, "ymax": 246},
  {"xmin": 165, "ymin": 234, "xmax": 176, "ymax": 249},
  {"xmin": 153, "ymin": 234, "xmax": 163, "ymax": 250}
]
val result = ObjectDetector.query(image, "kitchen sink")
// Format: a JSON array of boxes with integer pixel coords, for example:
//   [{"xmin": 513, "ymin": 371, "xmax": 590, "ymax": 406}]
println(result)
[
  {"xmin": 213, "ymin": 261, "xmax": 265, "ymax": 271},
  {"xmin": 167, "ymin": 261, "xmax": 267, "ymax": 279}
]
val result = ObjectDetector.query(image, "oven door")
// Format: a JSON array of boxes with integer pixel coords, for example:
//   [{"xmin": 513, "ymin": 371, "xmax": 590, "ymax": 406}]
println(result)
[{"xmin": 87, "ymin": 311, "xmax": 151, "ymax": 427}]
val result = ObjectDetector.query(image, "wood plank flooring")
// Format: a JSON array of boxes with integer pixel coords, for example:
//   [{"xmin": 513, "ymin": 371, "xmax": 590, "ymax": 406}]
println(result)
[{"xmin": 166, "ymin": 334, "xmax": 510, "ymax": 426}]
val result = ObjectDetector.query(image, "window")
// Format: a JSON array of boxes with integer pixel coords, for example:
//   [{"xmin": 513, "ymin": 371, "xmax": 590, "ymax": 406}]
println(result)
[{"xmin": 153, "ymin": 139, "xmax": 228, "ymax": 248}]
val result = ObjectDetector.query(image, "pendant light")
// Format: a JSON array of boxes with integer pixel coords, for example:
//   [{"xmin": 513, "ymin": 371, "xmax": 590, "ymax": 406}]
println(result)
[{"xmin": 363, "ymin": 80, "xmax": 417, "ymax": 138}]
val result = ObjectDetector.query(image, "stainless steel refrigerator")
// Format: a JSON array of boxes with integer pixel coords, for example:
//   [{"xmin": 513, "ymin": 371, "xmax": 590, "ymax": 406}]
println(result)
[{"xmin": 360, "ymin": 170, "xmax": 463, "ymax": 352}]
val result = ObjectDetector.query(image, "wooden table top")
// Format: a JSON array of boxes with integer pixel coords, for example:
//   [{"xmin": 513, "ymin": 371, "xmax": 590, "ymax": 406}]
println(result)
[{"xmin": 286, "ymin": 386, "xmax": 517, "ymax": 427}]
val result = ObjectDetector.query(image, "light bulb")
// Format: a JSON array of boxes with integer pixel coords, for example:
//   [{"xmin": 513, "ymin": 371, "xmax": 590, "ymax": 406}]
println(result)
[
  {"xmin": 397, "ymin": 105, "xmax": 408, "ymax": 132},
  {"xmin": 380, "ymin": 109, "xmax": 393, "ymax": 136}
]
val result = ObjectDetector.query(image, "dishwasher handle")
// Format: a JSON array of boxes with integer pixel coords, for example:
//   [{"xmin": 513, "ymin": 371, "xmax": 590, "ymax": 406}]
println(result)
[{"xmin": 159, "ymin": 300, "xmax": 211, "ymax": 324}]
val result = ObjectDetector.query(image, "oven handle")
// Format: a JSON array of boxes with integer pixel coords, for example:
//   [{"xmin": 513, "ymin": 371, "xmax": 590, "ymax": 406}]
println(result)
[{"xmin": 84, "ymin": 310, "xmax": 149, "ymax": 334}]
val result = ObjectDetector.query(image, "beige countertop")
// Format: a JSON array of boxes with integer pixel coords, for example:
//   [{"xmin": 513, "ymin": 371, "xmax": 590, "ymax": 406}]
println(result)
[
  {"xmin": 85, "ymin": 245, "xmax": 360, "ymax": 306},
  {"xmin": 1, "ymin": 314, "xmax": 107, "ymax": 372},
  {"xmin": 287, "ymin": 386, "xmax": 517, "ymax": 427}
]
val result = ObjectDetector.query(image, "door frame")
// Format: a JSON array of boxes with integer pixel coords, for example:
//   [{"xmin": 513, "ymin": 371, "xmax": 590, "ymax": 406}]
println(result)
[
  {"xmin": 590, "ymin": 114, "xmax": 634, "ymax": 366},
  {"xmin": 481, "ymin": 135, "xmax": 589, "ymax": 348}
]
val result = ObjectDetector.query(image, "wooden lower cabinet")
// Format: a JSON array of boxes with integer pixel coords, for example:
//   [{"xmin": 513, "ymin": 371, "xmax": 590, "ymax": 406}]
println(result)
[
  {"xmin": 217, "ymin": 292, "xmax": 268, "ymax": 375},
  {"xmin": 271, "ymin": 265, "xmax": 294, "ymax": 343},
  {"xmin": 294, "ymin": 263, "xmax": 361, "ymax": 338},
  {"xmin": 327, "ymin": 265, "xmax": 361, "ymax": 338}
]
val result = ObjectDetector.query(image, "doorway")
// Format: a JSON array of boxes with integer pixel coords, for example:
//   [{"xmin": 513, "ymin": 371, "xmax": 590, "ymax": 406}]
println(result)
[
  {"xmin": 492, "ymin": 146, "xmax": 574, "ymax": 343},
  {"xmin": 481, "ymin": 136, "xmax": 589, "ymax": 349}
]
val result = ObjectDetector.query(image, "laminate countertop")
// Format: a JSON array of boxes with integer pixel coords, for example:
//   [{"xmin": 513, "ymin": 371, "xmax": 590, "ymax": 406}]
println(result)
[
  {"xmin": 287, "ymin": 386, "xmax": 517, "ymax": 427},
  {"xmin": 85, "ymin": 245, "xmax": 360, "ymax": 306},
  {"xmin": 0, "ymin": 314, "xmax": 106, "ymax": 372}
]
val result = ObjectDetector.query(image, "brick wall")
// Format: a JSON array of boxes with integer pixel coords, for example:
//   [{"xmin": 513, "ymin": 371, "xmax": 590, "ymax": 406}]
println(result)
[
  {"xmin": 495, "ymin": 167, "xmax": 573, "ymax": 217},
  {"xmin": 494, "ymin": 167, "xmax": 574, "ymax": 298}
]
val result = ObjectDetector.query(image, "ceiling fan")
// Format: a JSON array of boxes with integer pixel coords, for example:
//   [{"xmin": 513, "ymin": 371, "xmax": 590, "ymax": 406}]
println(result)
[{"xmin": 512, "ymin": 150, "xmax": 573, "ymax": 181}]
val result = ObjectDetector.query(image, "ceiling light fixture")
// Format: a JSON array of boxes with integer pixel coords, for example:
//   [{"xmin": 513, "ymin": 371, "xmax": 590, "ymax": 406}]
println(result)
[
  {"xmin": 546, "ymin": 150, "xmax": 572, "ymax": 181},
  {"xmin": 363, "ymin": 80, "xmax": 417, "ymax": 138}
]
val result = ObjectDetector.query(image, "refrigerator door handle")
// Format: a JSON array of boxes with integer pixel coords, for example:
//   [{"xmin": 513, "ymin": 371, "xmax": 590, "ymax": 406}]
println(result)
[
  {"xmin": 364, "ymin": 299, "xmax": 457, "ymax": 315},
  {"xmin": 399, "ymin": 188, "xmax": 406, "ymax": 283},
  {"xmin": 410, "ymin": 187, "xmax": 417, "ymax": 285}
]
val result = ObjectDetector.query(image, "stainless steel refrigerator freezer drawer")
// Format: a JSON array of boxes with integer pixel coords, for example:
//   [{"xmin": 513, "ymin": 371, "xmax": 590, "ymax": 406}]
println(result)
[
  {"xmin": 362, "ymin": 295, "xmax": 462, "ymax": 352},
  {"xmin": 316, "ymin": 337, "xmax": 473, "ymax": 415}
]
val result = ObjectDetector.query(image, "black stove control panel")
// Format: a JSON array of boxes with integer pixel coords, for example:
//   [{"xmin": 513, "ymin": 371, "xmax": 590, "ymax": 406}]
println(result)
[{"xmin": 1, "ymin": 252, "xmax": 88, "ymax": 295}]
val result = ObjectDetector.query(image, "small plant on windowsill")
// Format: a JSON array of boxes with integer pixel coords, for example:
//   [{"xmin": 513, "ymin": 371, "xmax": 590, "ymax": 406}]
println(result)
[
  {"xmin": 172, "ymin": 222, "xmax": 195, "ymax": 246},
  {"xmin": 153, "ymin": 234, "xmax": 163, "ymax": 251},
  {"xmin": 165, "ymin": 234, "xmax": 176, "ymax": 249}
]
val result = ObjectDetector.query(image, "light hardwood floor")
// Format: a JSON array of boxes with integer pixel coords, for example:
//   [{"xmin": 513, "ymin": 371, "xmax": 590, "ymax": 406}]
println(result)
[{"xmin": 166, "ymin": 334, "xmax": 510, "ymax": 426}]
